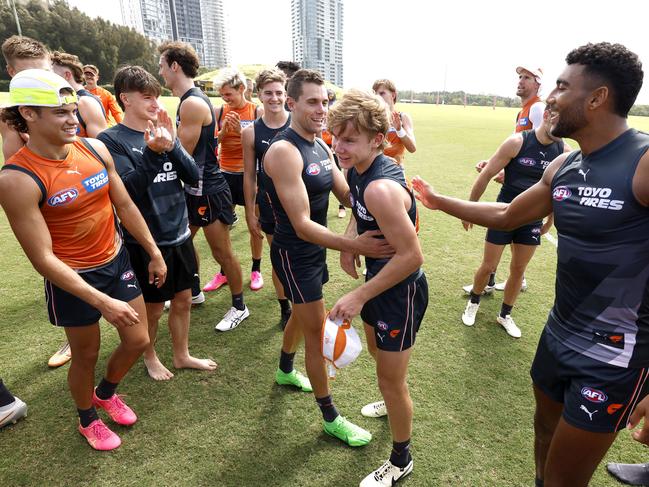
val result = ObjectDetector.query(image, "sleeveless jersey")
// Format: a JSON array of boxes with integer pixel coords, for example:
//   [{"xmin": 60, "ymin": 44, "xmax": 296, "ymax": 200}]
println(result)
[
  {"xmin": 347, "ymin": 154, "xmax": 419, "ymax": 280},
  {"xmin": 548, "ymin": 129, "xmax": 649, "ymax": 368},
  {"xmin": 384, "ymin": 112, "xmax": 406, "ymax": 164},
  {"xmin": 177, "ymin": 87, "xmax": 227, "ymax": 196},
  {"xmin": 261, "ymin": 127, "xmax": 333, "ymax": 249},
  {"xmin": 254, "ymin": 115, "xmax": 290, "ymax": 194},
  {"xmin": 218, "ymin": 101, "xmax": 258, "ymax": 173},
  {"xmin": 515, "ymin": 96, "xmax": 541, "ymax": 132},
  {"xmin": 500, "ymin": 130, "xmax": 564, "ymax": 203},
  {"xmin": 76, "ymin": 88, "xmax": 106, "ymax": 138},
  {"xmin": 3, "ymin": 140, "xmax": 120, "ymax": 269}
]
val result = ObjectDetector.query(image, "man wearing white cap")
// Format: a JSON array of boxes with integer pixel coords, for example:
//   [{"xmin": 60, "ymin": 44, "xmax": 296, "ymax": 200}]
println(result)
[
  {"xmin": 515, "ymin": 65, "xmax": 545, "ymax": 133},
  {"xmin": 0, "ymin": 69, "xmax": 166, "ymax": 451}
]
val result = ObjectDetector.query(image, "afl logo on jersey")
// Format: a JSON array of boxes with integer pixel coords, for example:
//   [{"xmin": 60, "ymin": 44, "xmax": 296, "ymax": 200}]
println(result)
[
  {"xmin": 121, "ymin": 270, "xmax": 135, "ymax": 281},
  {"xmin": 553, "ymin": 186, "xmax": 572, "ymax": 201},
  {"xmin": 306, "ymin": 163, "xmax": 321, "ymax": 176},
  {"xmin": 377, "ymin": 321, "xmax": 389, "ymax": 331},
  {"xmin": 581, "ymin": 387, "xmax": 608, "ymax": 404},
  {"xmin": 48, "ymin": 188, "xmax": 79, "ymax": 207},
  {"xmin": 518, "ymin": 157, "xmax": 536, "ymax": 167}
]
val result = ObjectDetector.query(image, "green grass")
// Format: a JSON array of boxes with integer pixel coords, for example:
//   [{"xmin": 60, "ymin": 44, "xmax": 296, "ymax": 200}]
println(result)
[{"xmin": 2, "ymin": 102, "xmax": 649, "ymax": 486}]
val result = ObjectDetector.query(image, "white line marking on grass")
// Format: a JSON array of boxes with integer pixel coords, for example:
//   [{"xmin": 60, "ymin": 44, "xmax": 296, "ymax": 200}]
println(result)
[{"xmin": 544, "ymin": 233, "xmax": 558, "ymax": 247}]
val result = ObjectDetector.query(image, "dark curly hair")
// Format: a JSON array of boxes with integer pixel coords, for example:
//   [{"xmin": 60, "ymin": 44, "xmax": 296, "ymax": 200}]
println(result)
[
  {"xmin": 158, "ymin": 41, "xmax": 199, "ymax": 78},
  {"xmin": 0, "ymin": 106, "xmax": 37, "ymax": 134},
  {"xmin": 566, "ymin": 42, "xmax": 643, "ymax": 118}
]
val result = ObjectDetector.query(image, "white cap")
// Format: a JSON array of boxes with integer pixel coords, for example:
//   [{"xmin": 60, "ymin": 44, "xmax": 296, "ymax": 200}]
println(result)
[
  {"xmin": 8, "ymin": 69, "xmax": 77, "ymax": 107},
  {"xmin": 516, "ymin": 65, "xmax": 543, "ymax": 83},
  {"xmin": 321, "ymin": 314, "xmax": 362, "ymax": 369}
]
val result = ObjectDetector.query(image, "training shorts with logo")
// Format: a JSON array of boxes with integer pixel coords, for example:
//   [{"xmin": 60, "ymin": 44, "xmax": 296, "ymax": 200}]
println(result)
[
  {"xmin": 361, "ymin": 270, "xmax": 428, "ymax": 352},
  {"xmin": 270, "ymin": 243, "xmax": 329, "ymax": 304},
  {"xmin": 185, "ymin": 190, "xmax": 235, "ymax": 227},
  {"xmin": 125, "ymin": 237, "xmax": 197, "ymax": 303},
  {"xmin": 486, "ymin": 219, "xmax": 543, "ymax": 246},
  {"xmin": 223, "ymin": 171, "xmax": 245, "ymax": 206},
  {"xmin": 45, "ymin": 247, "xmax": 142, "ymax": 327},
  {"xmin": 531, "ymin": 327, "xmax": 649, "ymax": 433},
  {"xmin": 257, "ymin": 190, "xmax": 275, "ymax": 235}
]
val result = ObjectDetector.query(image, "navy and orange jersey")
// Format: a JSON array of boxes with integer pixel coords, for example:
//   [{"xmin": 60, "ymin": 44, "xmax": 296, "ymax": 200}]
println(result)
[
  {"xmin": 3, "ymin": 139, "xmax": 120, "ymax": 269},
  {"xmin": 254, "ymin": 115, "xmax": 291, "ymax": 193},
  {"xmin": 261, "ymin": 127, "xmax": 333, "ymax": 250},
  {"xmin": 76, "ymin": 88, "xmax": 106, "ymax": 138},
  {"xmin": 515, "ymin": 96, "xmax": 542, "ymax": 133},
  {"xmin": 548, "ymin": 129, "xmax": 649, "ymax": 368},
  {"xmin": 218, "ymin": 101, "xmax": 258, "ymax": 173},
  {"xmin": 347, "ymin": 153, "xmax": 418, "ymax": 279}
]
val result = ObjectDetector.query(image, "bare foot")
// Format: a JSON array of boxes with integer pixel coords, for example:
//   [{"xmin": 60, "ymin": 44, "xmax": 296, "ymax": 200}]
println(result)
[
  {"xmin": 144, "ymin": 356, "xmax": 175, "ymax": 381},
  {"xmin": 173, "ymin": 355, "xmax": 218, "ymax": 371}
]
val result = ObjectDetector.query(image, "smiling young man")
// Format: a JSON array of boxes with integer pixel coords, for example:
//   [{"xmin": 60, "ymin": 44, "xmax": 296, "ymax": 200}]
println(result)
[
  {"xmin": 327, "ymin": 89, "xmax": 428, "ymax": 486},
  {"xmin": 158, "ymin": 41, "xmax": 249, "ymax": 331},
  {"xmin": 262, "ymin": 69, "xmax": 393, "ymax": 448},
  {"xmin": 0, "ymin": 69, "xmax": 167, "ymax": 450},
  {"xmin": 83, "ymin": 64, "xmax": 123, "ymax": 126},
  {"xmin": 204, "ymin": 68, "xmax": 264, "ymax": 294},
  {"xmin": 413, "ymin": 43, "xmax": 649, "ymax": 486},
  {"xmin": 98, "ymin": 66, "xmax": 216, "ymax": 381},
  {"xmin": 241, "ymin": 68, "xmax": 292, "ymax": 327}
]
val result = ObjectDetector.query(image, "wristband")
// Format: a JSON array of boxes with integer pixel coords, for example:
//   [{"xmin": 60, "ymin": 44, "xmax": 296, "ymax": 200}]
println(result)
[{"xmin": 396, "ymin": 127, "xmax": 407, "ymax": 138}]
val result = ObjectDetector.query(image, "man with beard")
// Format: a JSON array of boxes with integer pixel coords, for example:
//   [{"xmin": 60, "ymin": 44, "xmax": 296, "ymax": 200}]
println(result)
[{"xmin": 413, "ymin": 42, "xmax": 649, "ymax": 486}]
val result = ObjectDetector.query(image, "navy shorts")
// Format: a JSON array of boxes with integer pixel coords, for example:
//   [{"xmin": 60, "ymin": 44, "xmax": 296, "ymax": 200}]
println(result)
[
  {"xmin": 270, "ymin": 243, "xmax": 329, "ymax": 304},
  {"xmin": 531, "ymin": 327, "xmax": 649, "ymax": 433},
  {"xmin": 44, "ymin": 247, "xmax": 142, "ymax": 327},
  {"xmin": 125, "ymin": 237, "xmax": 197, "ymax": 303},
  {"xmin": 185, "ymin": 190, "xmax": 235, "ymax": 227},
  {"xmin": 223, "ymin": 171, "xmax": 245, "ymax": 206},
  {"xmin": 486, "ymin": 220, "xmax": 542, "ymax": 246},
  {"xmin": 361, "ymin": 271, "xmax": 428, "ymax": 352},
  {"xmin": 257, "ymin": 190, "xmax": 275, "ymax": 235}
]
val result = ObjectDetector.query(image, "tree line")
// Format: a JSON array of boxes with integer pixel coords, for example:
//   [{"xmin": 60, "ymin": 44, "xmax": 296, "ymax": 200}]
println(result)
[{"xmin": 1, "ymin": 0, "xmax": 158, "ymax": 88}]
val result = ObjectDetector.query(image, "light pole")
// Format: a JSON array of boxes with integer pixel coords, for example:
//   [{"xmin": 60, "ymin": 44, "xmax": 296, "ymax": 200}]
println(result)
[{"xmin": 7, "ymin": 0, "xmax": 22, "ymax": 36}]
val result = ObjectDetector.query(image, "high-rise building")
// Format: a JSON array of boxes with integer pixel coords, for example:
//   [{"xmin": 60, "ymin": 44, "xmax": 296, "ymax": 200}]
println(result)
[
  {"xmin": 291, "ymin": 0, "xmax": 344, "ymax": 86},
  {"xmin": 122, "ymin": 0, "xmax": 229, "ymax": 69}
]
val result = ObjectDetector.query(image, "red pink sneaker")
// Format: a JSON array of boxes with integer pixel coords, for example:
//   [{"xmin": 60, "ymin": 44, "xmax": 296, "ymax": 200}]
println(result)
[
  {"xmin": 250, "ymin": 271, "xmax": 264, "ymax": 291},
  {"xmin": 93, "ymin": 390, "xmax": 137, "ymax": 426},
  {"xmin": 78, "ymin": 419, "xmax": 121, "ymax": 451},
  {"xmin": 203, "ymin": 272, "xmax": 228, "ymax": 292}
]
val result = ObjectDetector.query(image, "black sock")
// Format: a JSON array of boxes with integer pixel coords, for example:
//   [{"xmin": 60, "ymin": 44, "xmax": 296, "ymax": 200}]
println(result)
[
  {"xmin": 279, "ymin": 350, "xmax": 295, "ymax": 374},
  {"xmin": 339, "ymin": 204, "xmax": 344, "ymax": 210},
  {"xmin": 191, "ymin": 273, "xmax": 201, "ymax": 296},
  {"xmin": 390, "ymin": 439, "xmax": 412, "ymax": 468},
  {"xmin": 232, "ymin": 293, "xmax": 245, "ymax": 311},
  {"xmin": 251, "ymin": 258, "xmax": 261, "ymax": 273},
  {"xmin": 488, "ymin": 272, "xmax": 496, "ymax": 287},
  {"xmin": 95, "ymin": 378, "xmax": 118, "ymax": 400},
  {"xmin": 500, "ymin": 303, "xmax": 513, "ymax": 318},
  {"xmin": 279, "ymin": 299, "xmax": 291, "ymax": 314},
  {"xmin": 0, "ymin": 379, "xmax": 15, "ymax": 407},
  {"xmin": 535, "ymin": 478, "xmax": 544, "ymax": 487},
  {"xmin": 316, "ymin": 395, "xmax": 339, "ymax": 423},
  {"xmin": 78, "ymin": 406, "xmax": 100, "ymax": 428},
  {"xmin": 219, "ymin": 267, "xmax": 224, "ymax": 275},
  {"xmin": 470, "ymin": 291, "xmax": 481, "ymax": 304}
]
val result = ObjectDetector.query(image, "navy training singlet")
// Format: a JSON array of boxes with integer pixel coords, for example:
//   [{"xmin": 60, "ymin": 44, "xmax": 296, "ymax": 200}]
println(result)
[
  {"xmin": 347, "ymin": 153, "xmax": 419, "ymax": 280},
  {"xmin": 500, "ymin": 130, "xmax": 564, "ymax": 202},
  {"xmin": 254, "ymin": 115, "xmax": 291, "ymax": 193},
  {"xmin": 176, "ymin": 87, "xmax": 228, "ymax": 196},
  {"xmin": 261, "ymin": 127, "xmax": 333, "ymax": 249},
  {"xmin": 548, "ymin": 129, "xmax": 649, "ymax": 368}
]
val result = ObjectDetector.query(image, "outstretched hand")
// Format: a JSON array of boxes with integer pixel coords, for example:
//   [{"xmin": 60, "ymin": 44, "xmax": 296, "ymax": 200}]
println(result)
[
  {"xmin": 628, "ymin": 395, "xmax": 649, "ymax": 445},
  {"xmin": 411, "ymin": 176, "xmax": 440, "ymax": 210},
  {"xmin": 354, "ymin": 230, "xmax": 395, "ymax": 259},
  {"xmin": 144, "ymin": 119, "xmax": 174, "ymax": 154}
]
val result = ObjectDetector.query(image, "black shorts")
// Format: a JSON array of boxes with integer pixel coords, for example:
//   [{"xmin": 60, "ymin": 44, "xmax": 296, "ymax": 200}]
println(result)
[
  {"xmin": 257, "ymin": 190, "xmax": 275, "ymax": 235},
  {"xmin": 361, "ymin": 271, "xmax": 428, "ymax": 352},
  {"xmin": 270, "ymin": 243, "xmax": 329, "ymax": 304},
  {"xmin": 531, "ymin": 327, "xmax": 649, "ymax": 433},
  {"xmin": 185, "ymin": 191, "xmax": 235, "ymax": 227},
  {"xmin": 223, "ymin": 172, "xmax": 245, "ymax": 206},
  {"xmin": 125, "ymin": 237, "xmax": 197, "ymax": 303},
  {"xmin": 486, "ymin": 220, "xmax": 542, "ymax": 246},
  {"xmin": 44, "ymin": 247, "xmax": 142, "ymax": 327}
]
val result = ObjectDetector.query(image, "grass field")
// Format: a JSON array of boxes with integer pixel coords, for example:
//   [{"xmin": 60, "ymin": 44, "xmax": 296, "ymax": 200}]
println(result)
[{"xmin": 1, "ymin": 101, "xmax": 649, "ymax": 486}]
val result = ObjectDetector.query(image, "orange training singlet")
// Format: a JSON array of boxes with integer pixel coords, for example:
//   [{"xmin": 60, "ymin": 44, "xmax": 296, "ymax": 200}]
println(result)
[
  {"xmin": 384, "ymin": 129, "xmax": 405, "ymax": 165},
  {"xmin": 515, "ymin": 96, "xmax": 541, "ymax": 133},
  {"xmin": 217, "ymin": 101, "xmax": 258, "ymax": 173},
  {"xmin": 5, "ymin": 140, "xmax": 120, "ymax": 269}
]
